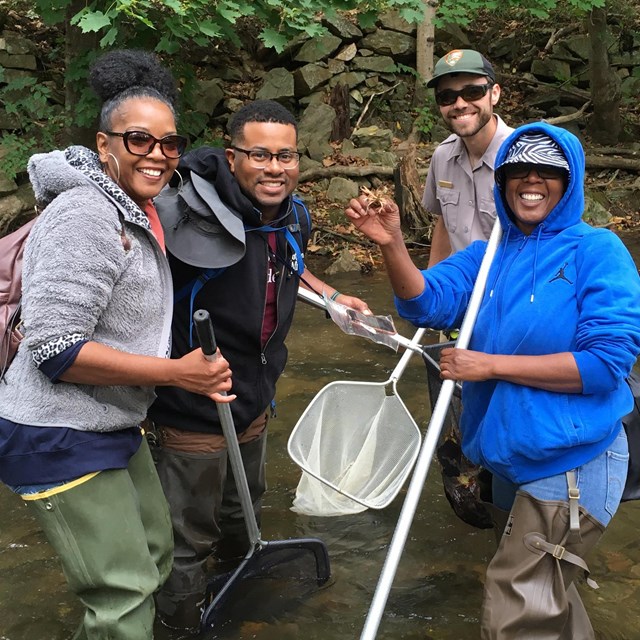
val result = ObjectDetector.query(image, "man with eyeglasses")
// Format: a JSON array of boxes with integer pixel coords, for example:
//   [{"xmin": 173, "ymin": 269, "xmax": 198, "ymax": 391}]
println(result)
[
  {"xmin": 149, "ymin": 99, "xmax": 369, "ymax": 633},
  {"xmin": 423, "ymin": 49, "xmax": 513, "ymax": 266}
]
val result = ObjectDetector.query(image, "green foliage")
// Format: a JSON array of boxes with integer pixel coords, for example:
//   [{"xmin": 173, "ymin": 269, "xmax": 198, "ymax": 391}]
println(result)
[
  {"xmin": 0, "ymin": 132, "xmax": 42, "ymax": 180},
  {"xmin": 30, "ymin": 0, "xmax": 426, "ymax": 54},
  {"xmin": 0, "ymin": 75, "xmax": 66, "ymax": 179},
  {"xmin": 435, "ymin": 0, "xmax": 608, "ymax": 27},
  {"xmin": 413, "ymin": 104, "xmax": 438, "ymax": 137},
  {"xmin": 66, "ymin": 54, "xmax": 101, "ymax": 129},
  {"xmin": 396, "ymin": 62, "xmax": 419, "ymax": 78}
]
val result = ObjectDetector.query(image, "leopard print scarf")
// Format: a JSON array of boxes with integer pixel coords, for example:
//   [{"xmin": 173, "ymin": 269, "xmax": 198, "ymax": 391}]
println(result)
[{"xmin": 65, "ymin": 145, "xmax": 150, "ymax": 230}]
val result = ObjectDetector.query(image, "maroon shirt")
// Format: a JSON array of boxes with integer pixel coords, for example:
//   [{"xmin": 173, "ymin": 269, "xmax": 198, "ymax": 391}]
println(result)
[{"xmin": 261, "ymin": 232, "xmax": 278, "ymax": 347}]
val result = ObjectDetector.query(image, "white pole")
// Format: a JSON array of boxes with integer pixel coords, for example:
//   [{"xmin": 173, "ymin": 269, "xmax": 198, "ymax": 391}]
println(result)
[{"xmin": 360, "ymin": 219, "xmax": 503, "ymax": 640}]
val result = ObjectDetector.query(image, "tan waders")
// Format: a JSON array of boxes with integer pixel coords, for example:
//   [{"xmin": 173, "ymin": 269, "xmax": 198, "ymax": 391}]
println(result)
[
  {"xmin": 26, "ymin": 438, "xmax": 173, "ymax": 640},
  {"xmin": 480, "ymin": 488, "xmax": 604, "ymax": 639},
  {"xmin": 153, "ymin": 426, "xmax": 267, "ymax": 633}
]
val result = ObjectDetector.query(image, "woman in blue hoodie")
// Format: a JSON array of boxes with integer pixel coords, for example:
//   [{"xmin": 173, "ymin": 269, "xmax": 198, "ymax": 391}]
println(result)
[{"xmin": 346, "ymin": 122, "xmax": 640, "ymax": 639}]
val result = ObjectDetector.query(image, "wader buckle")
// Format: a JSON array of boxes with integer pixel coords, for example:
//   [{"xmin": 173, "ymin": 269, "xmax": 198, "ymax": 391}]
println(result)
[{"xmin": 552, "ymin": 544, "xmax": 566, "ymax": 560}]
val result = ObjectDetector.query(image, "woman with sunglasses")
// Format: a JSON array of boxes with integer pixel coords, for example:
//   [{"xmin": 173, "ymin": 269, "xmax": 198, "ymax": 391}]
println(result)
[
  {"xmin": 0, "ymin": 50, "xmax": 232, "ymax": 639},
  {"xmin": 346, "ymin": 122, "xmax": 640, "ymax": 638}
]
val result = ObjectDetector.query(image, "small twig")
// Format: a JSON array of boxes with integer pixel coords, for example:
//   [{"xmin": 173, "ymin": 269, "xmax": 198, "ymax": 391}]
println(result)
[
  {"xmin": 589, "ymin": 147, "xmax": 640, "ymax": 157},
  {"xmin": 354, "ymin": 82, "xmax": 401, "ymax": 130},
  {"xmin": 544, "ymin": 25, "xmax": 580, "ymax": 52},
  {"xmin": 315, "ymin": 225, "xmax": 375, "ymax": 248},
  {"xmin": 544, "ymin": 100, "xmax": 591, "ymax": 125},
  {"xmin": 604, "ymin": 169, "xmax": 620, "ymax": 188}
]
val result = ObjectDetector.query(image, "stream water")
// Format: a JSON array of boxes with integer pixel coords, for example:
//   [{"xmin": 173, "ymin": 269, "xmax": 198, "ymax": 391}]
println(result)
[{"xmin": 1, "ymin": 234, "xmax": 640, "ymax": 639}]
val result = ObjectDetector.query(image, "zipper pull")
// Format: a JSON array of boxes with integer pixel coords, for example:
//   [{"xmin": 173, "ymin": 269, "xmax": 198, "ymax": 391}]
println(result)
[{"xmin": 260, "ymin": 352, "xmax": 267, "ymax": 365}]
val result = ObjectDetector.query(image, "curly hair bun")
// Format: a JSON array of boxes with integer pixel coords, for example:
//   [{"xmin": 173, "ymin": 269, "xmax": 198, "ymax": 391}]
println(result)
[{"xmin": 89, "ymin": 49, "xmax": 178, "ymax": 106}]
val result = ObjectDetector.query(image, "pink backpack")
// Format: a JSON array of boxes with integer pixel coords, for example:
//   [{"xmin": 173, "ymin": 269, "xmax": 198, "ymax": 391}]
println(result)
[{"xmin": 0, "ymin": 218, "xmax": 37, "ymax": 381}]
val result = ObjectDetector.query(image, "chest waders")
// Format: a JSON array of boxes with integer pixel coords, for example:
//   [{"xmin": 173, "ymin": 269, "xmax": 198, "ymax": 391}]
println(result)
[
  {"xmin": 154, "ymin": 200, "xmax": 315, "ymax": 633},
  {"xmin": 480, "ymin": 471, "xmax": 604, "ymax": 640}
]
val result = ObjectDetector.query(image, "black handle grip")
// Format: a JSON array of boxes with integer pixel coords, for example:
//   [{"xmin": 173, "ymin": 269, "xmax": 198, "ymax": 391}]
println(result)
[{"xmin": 193, "ymin": 310, "xmax": 217, "ymax": 358}]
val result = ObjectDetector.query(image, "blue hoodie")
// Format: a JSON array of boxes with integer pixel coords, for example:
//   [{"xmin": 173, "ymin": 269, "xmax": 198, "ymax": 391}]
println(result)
[{"xmin": 397, "ymin": 122, "xmax": 640, "ymax": 484}]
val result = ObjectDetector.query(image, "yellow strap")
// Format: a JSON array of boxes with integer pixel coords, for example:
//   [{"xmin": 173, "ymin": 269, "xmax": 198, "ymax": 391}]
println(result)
[{"xmin": 20, "ymin": 472, "xmax": 100, "ymax": 501}]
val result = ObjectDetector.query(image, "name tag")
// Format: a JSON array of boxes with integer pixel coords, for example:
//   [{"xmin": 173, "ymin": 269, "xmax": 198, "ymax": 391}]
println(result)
[{"xmin": 437, "ymin": 180, "xmax": 454, "ymax": 189}]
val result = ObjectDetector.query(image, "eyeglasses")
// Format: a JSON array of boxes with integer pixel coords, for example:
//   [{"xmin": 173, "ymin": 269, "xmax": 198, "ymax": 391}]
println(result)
[
  {"xmin": 435, "ymin": 83, "xmax": 493, "ymax": 107},
  {"xmin": 105, "ymin": 131, "xmax": 188, "ymax": 159},
  {"xmin": 503, "ymin": 164, "xmax": 565, "ymax": 180},
  {"xmin": 232, "ymin": 146, "xmax": 300, "ymax": 170}
]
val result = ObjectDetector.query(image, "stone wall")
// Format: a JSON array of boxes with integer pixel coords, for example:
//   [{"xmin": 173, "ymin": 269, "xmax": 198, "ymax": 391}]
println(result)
[{"xmin": 2, "ymin": 11, "xmax": 640, "ymax": 231}]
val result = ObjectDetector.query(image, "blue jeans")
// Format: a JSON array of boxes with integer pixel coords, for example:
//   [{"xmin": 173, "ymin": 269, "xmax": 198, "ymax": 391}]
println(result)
[{"xmin": 492, "ymin": 428, "xmax": 629, "ymax": 526}]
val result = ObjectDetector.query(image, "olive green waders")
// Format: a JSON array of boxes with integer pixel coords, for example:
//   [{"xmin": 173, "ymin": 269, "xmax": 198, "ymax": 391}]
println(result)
[
  {"xmin": 25, "ymin": 438, "xmax": 173, "ymax": 640},
  {"xmin": 481, "ymin": 489, "xmax": 604, "ymax": 639},
  {"xmin": 154, "ymin": 429, "xmax": 267, "ymax": 632}
]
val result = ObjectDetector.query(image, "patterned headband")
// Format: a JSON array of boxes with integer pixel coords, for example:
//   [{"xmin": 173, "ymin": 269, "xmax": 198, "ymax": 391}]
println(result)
[{"xmin": 499, "ymin": 133, "xmax": 570, "ymax": 176}]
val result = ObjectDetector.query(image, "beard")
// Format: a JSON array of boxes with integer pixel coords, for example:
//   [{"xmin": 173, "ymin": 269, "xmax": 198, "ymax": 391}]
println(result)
[{"xmin": 444, "ymin": 108, "xmax": 493, "ymax": 138}]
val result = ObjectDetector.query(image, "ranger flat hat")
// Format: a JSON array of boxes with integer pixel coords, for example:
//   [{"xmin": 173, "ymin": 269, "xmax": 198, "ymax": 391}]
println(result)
[
  {"xmin": 156, "ymin": 172, "xmax": 246, "ymax": 269},
  {"xmin": 427, "ymin": 49, "xmax": 496, "ymax": 88}
]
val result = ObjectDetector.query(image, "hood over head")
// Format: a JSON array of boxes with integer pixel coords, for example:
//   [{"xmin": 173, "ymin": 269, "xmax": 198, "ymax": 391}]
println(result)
[
  {"xmin": 177, "ymin": 147, "xmax": 261, "ymax": 227},
  {"xmin": 493, "ymin": 122, "xmax": 585, "ymax": 235}
]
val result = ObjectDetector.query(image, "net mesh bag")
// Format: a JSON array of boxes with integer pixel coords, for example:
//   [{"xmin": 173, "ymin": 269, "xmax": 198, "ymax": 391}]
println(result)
[{"xmin": 289, "ymin": 380, "xmax": 421, "ymax": 516}]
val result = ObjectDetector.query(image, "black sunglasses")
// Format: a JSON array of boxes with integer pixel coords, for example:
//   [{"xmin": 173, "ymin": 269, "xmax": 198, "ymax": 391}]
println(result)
[
  {"xmin": 435, "ymin": 83, "xmax": 493, "ymax": 107},
  {"xmin": 503, "ymin": 164, "xmax": 565, "ymax": 180},
  {"xmin": 105, "ymin": 130, "xmax": 188, "ymax": 159}
]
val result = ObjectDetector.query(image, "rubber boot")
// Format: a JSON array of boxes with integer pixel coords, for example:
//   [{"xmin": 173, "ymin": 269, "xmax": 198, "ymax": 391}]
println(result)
[
  {"xmin": 27, "ymin": 438, "xmax": 172, "ymax": 640},
  {"xmin": 480, "ymin": 490, "xmax": 604, "ymax": 640},
  {"xmin": 154, "ymin": 446, "xmax": 227, "ymax": 634},
  {"xmin": 215, "ymin": 429, "xmax": 268, "ymax": 569}
]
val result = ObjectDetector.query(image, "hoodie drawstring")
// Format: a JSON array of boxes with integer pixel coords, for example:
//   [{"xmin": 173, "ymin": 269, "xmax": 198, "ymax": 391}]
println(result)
[
  {"xmin": 488, "ymin": 223, "xmax": 543, "ymax": 304},
  {"xmin": 529, "ymin": 224, "xmax": 544, "ymax": 303},
  {"xmin": 489, "ymin": 224, "xmax": 512, "ymax": 298}
]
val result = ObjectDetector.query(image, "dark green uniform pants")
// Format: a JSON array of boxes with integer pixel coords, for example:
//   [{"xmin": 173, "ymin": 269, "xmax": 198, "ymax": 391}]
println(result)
[{"xmin": 27, "ymin": 438, "xmax": 173, "ymax": 640}]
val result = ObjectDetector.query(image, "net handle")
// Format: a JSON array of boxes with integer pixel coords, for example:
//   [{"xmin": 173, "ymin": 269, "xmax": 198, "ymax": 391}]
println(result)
[
  {"xmin": 297, "ymin": 287, "xmax": 424, "ymax": 355},
  {"xmin": 389, "ymin": 327, "xmax": 426, "ymax": 383},
  {"xmin": 360, "ymin": 218, "xmax": 503, "ymax": 640},
  {"xmin": 193, "ymin": 310, "xmax": 262, "ymax": 547}
]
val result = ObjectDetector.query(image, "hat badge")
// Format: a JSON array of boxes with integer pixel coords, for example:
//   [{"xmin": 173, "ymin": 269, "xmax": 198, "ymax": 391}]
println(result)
[{"xmin": 444, "ymin": 50, "xmax": 464, "ymax": 67}]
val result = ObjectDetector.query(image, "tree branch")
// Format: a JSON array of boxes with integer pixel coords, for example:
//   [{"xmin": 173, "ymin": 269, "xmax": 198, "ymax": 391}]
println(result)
[
  {"xmin": 544, "ymin": 25, "xmax": 580, "ymax": 52},
  {"xmin": 314, "ymin": 225, "xmax": 376, "ymax": 247},
  {"xmin": 585, "ymin": 156, "xmax": 640, "ymax": 172},
  {"xmin": 543, "ymin": 100, "xmax": 591, "ymax": 125},
  {"xmin": 354, "ymin": 82, "xmax": 400, "ymax": 130},
  {"xmin": 300, "ymin": 164, "xmax": 428, "ymax": 182}
]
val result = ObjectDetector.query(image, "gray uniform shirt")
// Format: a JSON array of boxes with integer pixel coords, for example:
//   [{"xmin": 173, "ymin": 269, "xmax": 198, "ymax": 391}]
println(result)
[{"xmin": 422, "ymin": 115, "xmax": 513, "ymax": 253}]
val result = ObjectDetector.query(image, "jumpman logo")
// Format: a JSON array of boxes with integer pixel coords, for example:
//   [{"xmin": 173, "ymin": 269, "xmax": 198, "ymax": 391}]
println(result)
[{"xmin": 549, "ymin": 262, "xmax": 573, "ymax": 284}]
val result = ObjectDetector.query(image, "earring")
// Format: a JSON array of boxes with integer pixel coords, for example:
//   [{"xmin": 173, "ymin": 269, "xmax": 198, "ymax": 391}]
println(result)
[
  {"xmin": 173, "ymin": 169, "xmax": 184, "ymax": 194},
  {"xmin": 156, "ymin": 168, "xmax": 184, "ymax": 200},
  {"xmin": 105, "ymin": 152, "xmax": 121, "ymax": 183}
]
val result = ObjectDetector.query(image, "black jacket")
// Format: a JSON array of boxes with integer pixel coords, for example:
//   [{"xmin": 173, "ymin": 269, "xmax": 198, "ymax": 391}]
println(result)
[{"xmin": 149, "ymin": 148, "xmax": 311, "ymax": 434}]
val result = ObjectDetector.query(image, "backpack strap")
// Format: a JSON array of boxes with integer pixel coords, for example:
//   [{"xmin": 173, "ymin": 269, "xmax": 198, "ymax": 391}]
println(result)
[
  {"xmin": 174, "ymin": 268, "xmax": 227, "ymax": 348},
  {"xmin": 244, "ymin": 196, "xmax": 310, "ymax": 276},
  {"xmin": 176, "ymin": 196, "xmax": 312, "ymax": 348},
  {"xmin": 245, "ymin": 224, "xmax": 304, "ymax": 276}
]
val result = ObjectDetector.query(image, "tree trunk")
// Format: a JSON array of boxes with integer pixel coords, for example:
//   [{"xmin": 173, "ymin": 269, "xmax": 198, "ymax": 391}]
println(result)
[
  {"xmin": 394, "ymin": 144, "xmax": 435, "ymax": 242},
  {"xmin": 329, "ymin": 83, "xmax": 351, "ymax": 143},
  {"xmin": 65, "ymin": 0, "xmax": 100, "ymax": 148},
  {"xmin": 409, "ymin": 0, "xmax": 438, "ymax": 143},
  {"xmin": 587, "ymin": 6, "xmax": 621, "ymax": 144},
  {"xmin": 415, "ymin": 0, "xmax": 437, "ymax": 95}
]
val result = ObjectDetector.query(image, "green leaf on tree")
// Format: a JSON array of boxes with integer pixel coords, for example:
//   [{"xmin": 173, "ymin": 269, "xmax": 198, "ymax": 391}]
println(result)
[{"xmin": 77, "ymin": 11, "xmax": 112, "ymax": 33}]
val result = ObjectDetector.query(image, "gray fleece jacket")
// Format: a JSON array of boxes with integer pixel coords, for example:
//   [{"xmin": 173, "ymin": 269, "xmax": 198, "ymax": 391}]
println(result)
[{"xmin": 0, "ymin": 149, "xmax": 173, "ymax": 432}]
